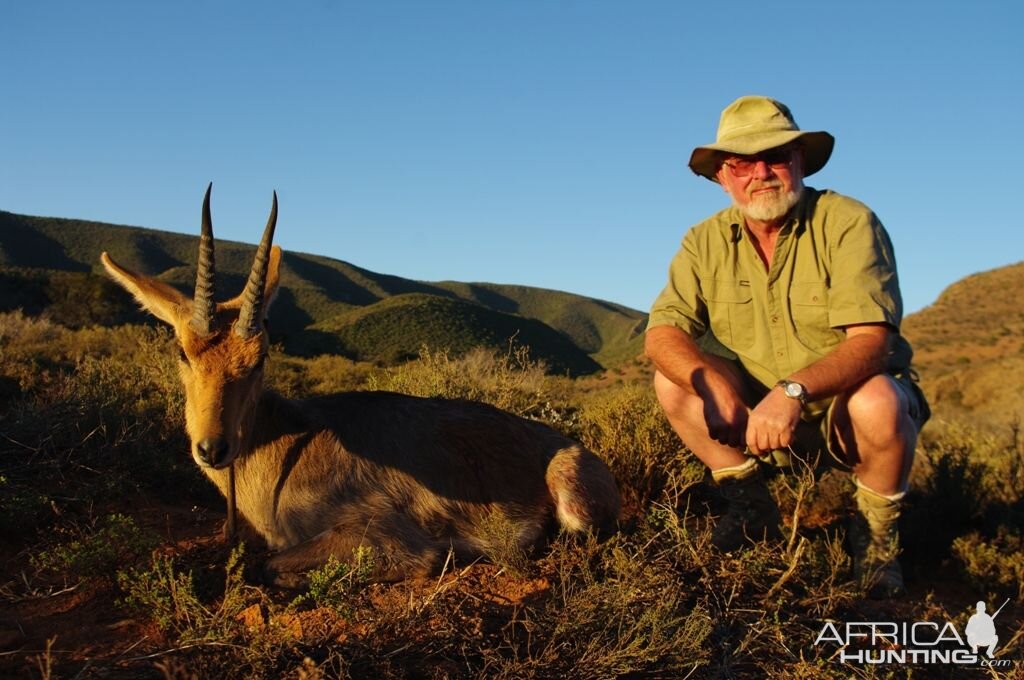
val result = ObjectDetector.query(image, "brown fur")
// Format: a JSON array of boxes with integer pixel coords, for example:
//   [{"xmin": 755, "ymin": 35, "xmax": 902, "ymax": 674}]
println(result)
[{"xmin": 101, "ymin": 217, "xmax": 620, "ymax": 585}]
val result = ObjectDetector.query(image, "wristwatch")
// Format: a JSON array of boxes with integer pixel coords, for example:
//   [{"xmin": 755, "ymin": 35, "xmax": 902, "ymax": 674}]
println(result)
[{"xmin": 775, "ymin": 380, "xmax": 808, "ymax": 405}]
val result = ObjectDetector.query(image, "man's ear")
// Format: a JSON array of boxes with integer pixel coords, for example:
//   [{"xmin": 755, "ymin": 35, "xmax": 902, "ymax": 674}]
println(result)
[
  {"xmin": 792, "ymin": 147, "xmax": 806, "ymax": 176},
  {"xmin": 100, "ymin": 252, "xmax": 189, "ymax": 327}
]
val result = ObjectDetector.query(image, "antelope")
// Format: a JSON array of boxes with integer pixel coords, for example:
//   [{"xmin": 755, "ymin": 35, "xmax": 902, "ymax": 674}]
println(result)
[{"xmin": 101, "ymin": 186, "xmax": 620, "ymax": 584}]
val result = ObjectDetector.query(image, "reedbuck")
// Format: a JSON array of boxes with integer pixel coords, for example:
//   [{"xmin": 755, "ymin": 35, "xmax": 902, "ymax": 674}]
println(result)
[{"xmin": 101, "ymin": 186, "xmax": 620, "ymax": 584}]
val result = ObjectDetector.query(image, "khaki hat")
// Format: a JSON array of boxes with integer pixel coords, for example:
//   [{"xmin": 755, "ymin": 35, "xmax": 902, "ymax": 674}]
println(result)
[{"xmin": 689, "ymin": 96, "xmax": 835, "ymax": 182}]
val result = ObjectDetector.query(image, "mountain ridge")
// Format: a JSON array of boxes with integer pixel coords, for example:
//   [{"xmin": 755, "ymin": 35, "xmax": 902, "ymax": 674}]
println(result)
[{"xmin": 0, "ymin": 210, "xmax": 646, "ymax": 374}]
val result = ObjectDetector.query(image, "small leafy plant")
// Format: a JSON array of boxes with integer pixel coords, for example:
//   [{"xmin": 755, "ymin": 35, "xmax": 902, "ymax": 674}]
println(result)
[
  {"xmin": 117, "ymin": 544, "xmax": 255, "ymax": 643},
  {"xmin": 31, "ymin": 513, "xmax": 157, "ymax": 582},
  {"xmin": 289, "ymin": 547, "xmax": 375, "ymax": 615}
]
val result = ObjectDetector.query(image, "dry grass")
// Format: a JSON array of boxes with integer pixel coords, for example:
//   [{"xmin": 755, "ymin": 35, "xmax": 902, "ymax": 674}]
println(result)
[{"xmin": 1, "ymin": 312, "xmax": 1022, "ymax": 678}]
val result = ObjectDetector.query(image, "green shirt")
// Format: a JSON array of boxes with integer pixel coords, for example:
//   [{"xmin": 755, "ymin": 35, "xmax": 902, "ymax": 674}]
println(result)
[{"xmin": 647, "ymin": 188, "xmax": 914, "ymax": 392}]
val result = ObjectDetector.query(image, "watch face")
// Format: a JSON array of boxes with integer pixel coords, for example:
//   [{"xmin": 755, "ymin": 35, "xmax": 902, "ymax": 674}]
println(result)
[{"xmin": 785, "ymin": 382, "xmax": 803, "ymax": 398}]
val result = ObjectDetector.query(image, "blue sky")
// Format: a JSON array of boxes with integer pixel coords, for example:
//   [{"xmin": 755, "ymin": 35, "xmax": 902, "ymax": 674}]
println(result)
[{"xmin": 3, "ymin": 1, "xmax": 1022, "ymax": 316}]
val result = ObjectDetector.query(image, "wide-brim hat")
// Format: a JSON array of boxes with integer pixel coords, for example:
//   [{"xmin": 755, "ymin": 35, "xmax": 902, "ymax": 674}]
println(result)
[{"xmin": 689, "ymin": 96, "xmax": 835, "ymax": 182}]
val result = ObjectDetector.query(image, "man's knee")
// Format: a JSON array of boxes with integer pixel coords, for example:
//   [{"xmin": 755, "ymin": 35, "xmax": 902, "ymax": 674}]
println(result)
[
  {"xmin": 653, "ymin": 370, "xmax": 693, "ymax": 414},
  {"xmin": 838, "ymin": 375, "xmax": 915, "ymax": 442}
]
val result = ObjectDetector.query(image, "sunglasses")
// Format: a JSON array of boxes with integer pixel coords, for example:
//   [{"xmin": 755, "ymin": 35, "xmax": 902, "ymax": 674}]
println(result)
[{"xmin": 722, "ymin": 147, "xmax": 795, "ymax": 177}]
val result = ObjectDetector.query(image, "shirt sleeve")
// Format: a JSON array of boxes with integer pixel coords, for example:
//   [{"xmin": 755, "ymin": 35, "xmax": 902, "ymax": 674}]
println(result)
[
  {"xmin": 646, "ymin": 229, "xmax": 708, "ymax": 336},
  {"xmin": 827, "ymin": 207, "xmax": 904, "ymax": 329}
]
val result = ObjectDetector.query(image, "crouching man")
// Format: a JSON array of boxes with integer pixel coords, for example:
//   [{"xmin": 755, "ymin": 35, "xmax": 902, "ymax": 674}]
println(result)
[{"xmin": 646, "ymin": 96, "xmax": 929, "ymax": 598}]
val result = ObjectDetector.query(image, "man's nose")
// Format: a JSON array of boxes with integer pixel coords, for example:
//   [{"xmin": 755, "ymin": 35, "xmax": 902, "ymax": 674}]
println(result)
[{"xmin": 750, "ymin": 159, "xmax": 774, "ymax": 179}]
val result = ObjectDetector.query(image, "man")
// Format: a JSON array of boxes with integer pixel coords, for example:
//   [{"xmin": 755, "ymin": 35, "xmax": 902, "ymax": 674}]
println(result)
[{"xmin": 646, "ymin": 95, "xmax": 928, "ymax": 599}]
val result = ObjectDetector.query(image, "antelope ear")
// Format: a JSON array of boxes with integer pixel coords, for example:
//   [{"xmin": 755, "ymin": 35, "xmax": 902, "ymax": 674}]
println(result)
[
  {"xmin": 100, "ymin": 252, "xmax": 189, "ymax": 327},
  {"xmin": 223, "ymin": 244, "xmax": 283, "ymax": 321},
  {"xmin": 262, "ymin": 245, "xmax": 282, "ymax": 318}
]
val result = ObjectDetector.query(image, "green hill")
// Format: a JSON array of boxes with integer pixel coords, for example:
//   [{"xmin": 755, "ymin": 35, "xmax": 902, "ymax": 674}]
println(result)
[
  {"xmin": 902, "ymin": 261, "xmax": 1024, "ymax": 432},
  {"xmin": 431, "ymin": 282, "xmax": 646, "ymax": 368},
  {"xmin": 0, "ymin": 210, "xmax": 645, "ymax": 373},
  {"xmin": 303, "ymin": 293, "xmax": 601, "ymax": 376}
]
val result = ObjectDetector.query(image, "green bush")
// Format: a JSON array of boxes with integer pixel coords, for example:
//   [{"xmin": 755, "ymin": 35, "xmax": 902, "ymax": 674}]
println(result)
[
  {"xmin": 289, "ymin": 547, "xmax": 375, "ymax": 615},
  {"xmin": 31, "ymin": 513, "xmax": 156, "ymax": 582},
  {"xmin": 0, "ymin": 474, "xmax": 51, "ymax": 537},
  {"xmin": 953, "ymin": 529, "xmax": 1024, "ymax": 599},
  {"xmin": 118, "ymin": 544, "xmax": 255, "ymax": 643}
]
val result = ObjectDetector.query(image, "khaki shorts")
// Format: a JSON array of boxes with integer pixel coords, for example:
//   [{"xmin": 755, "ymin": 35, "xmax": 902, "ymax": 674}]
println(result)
[{"xmin": 736, "ymin": 369, "xmax": 930, "ymax": 473}]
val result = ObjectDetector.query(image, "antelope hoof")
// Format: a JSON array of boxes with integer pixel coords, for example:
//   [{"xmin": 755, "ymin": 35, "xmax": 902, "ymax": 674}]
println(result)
[{"xmin": 264, "ymin": 565, "xmax": 307, "ymax": 590}]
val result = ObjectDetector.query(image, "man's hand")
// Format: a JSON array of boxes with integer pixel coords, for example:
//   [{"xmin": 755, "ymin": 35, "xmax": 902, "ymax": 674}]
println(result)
[
  {"xmin": 694, "ymin": 370, "xmax": 749, "ymax": 449},
  {"xmin": 645, "ymin": 325, "xmax": 751, "ymax": 450},
  {"xmin": 745, "ymin": 387, "xmax": 803, "ymax": 454}
]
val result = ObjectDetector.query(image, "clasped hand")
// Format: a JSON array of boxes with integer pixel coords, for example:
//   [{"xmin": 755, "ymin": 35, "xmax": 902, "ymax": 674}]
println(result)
[
  {"xmin": 745, "ymin": 388, "xmax": 802, "ymax": 454},
  {"xmin": 703, "ymin": 383, "xmax": 802, "ymax": 454}
]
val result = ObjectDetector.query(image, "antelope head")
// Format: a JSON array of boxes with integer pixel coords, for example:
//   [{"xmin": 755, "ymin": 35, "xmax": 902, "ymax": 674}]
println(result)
[{"xmin": 101, "ymin": 184, "xmax": 282, "ymax": 470}]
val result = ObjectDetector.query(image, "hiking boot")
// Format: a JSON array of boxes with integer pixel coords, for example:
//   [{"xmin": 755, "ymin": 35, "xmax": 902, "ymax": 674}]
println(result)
[
  {"xmin": 711, "ymin": 459, "xmax": 782, "ymax": 552},
  {"xmin": 850, "ymin": 479, "xmax": 906, "ymax": 599}
]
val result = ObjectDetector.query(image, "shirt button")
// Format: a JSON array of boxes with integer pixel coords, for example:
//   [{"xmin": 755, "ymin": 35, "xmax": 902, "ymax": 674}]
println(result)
[
  {"xmin": 812, "ymin": 296, "xmax": 819, "ymax": 302},
  {"xmin": 777, "ymin": 351, "xmax": 784, "ymax": 357},
  {"xmin": 771, "ymin": 315, "xmax": 779, "ymax": 323}
]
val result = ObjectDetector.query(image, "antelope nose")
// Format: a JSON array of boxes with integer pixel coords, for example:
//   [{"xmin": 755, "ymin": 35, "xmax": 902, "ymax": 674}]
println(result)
[{"xmin": 196, "ymin": 437, "xmax": 229, "ymax": 467}]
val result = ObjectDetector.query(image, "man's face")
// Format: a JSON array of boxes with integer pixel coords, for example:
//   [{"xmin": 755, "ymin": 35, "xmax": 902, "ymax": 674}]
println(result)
[{"xmin": 716, "ymin": 145, "xmax": 805, "ymax": 224}]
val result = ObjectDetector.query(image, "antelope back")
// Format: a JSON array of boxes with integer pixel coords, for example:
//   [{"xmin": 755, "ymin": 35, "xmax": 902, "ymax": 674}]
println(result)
[{"xmin": 100, "ymin": 185, "xmax": 282, "ymax": 469}]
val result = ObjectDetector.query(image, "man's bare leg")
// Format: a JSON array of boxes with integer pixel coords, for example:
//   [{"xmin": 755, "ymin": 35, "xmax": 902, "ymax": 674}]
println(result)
[
  {"xmin": 832, "ymin": 374, "xmax": 917, "ymax": 494},
  {"xmin": 832, "ymin": 374, "xmax": 917, "ymax": 598},
  {"xmin": 652, "ymin": 362, "xmax": 749, "ymax": 471},
  {"xmin": 653, "ymin": 365, "xmax": 781, "ymax": 550}
]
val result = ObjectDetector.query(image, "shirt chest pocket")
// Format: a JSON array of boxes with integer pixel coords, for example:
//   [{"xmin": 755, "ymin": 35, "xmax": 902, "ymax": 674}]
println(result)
[
  {"xmin": 704, "ymin": 280, "xmax": 755, "ymax": 350},
  {"xmin": 788, "ymin": 281, "xmax": 836, "ymax": 350}
]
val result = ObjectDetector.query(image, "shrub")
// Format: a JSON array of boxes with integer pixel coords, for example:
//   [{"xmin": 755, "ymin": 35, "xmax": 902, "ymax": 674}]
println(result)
[
  {"xmin": 476, "ymin": 513, "xmax": 534, "ymax": 578},
  {"xmin": 31, "ymin": 513, "xmax": 156, "ymax": 582},
  {"xmin": 904, "ymin": 434, "xmax": 988, "ymax": 563},
  {"xmin": 289, "ymin": 547, "xmax": 375, "ymax": 615},
  {"xmin": 0, "ymin": 318, "xmax": 201, "ymax": 521},
  {"xmin": 118, "ymin": 544, "xmax": 256, "ymax": 643},
  {"xmin": 266, "ymin": 352, "xmax": 372, "ymax": 398},
  {"xmin": 117, "ymin": 544, "xmax": 310, "ymax": 678},
  {"xmin": 479, "ymin": 532, "xmax": 714, "ymax": 678},
  {"xmin": 4, "ymin": 311, "xmax": 1024, "ymax": 677},
  {"xmin": 575, "ymin": 383, "xmax": 686, "ymax": 506},
  {"xmin": 118, "ymin": 552, "xmax": 204, "ymax": 637},
  {"xmin": 953, "ymin": 529, "xmax": 1024, "ymax": 599},
  {"xmin": 0, "ymin": 474, "xmax": 51, "ymax": 538},
  {"xmin": 366, "ymin": 345, "xmax": 561, "ymax": 419}
]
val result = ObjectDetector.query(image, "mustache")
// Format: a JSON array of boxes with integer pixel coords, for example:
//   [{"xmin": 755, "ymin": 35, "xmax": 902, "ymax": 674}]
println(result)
[{"xmin": 747, "ymin": 180, "xmax": 784, "ymax": 194}]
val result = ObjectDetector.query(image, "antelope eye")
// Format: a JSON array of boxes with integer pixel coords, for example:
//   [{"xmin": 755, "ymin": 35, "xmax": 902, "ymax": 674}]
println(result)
[{"xmin": 177, "ymin": 347, "xmax": 189, "ymax": 363}]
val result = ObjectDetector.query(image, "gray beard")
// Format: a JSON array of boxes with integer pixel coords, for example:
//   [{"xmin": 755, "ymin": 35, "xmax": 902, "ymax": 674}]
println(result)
[{"xmin": 738, "ymin": 186, "xmax": 802, "ymax": 222}]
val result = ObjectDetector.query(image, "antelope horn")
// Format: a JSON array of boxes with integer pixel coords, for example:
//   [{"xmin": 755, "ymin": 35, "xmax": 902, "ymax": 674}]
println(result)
[
  {"xmin": 190, "ymin": 183, "xmax": 216, "ymax": 336},
  {"xmin": 233, "ymin": 191, "xmax": 278, "ymax": 339}
]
